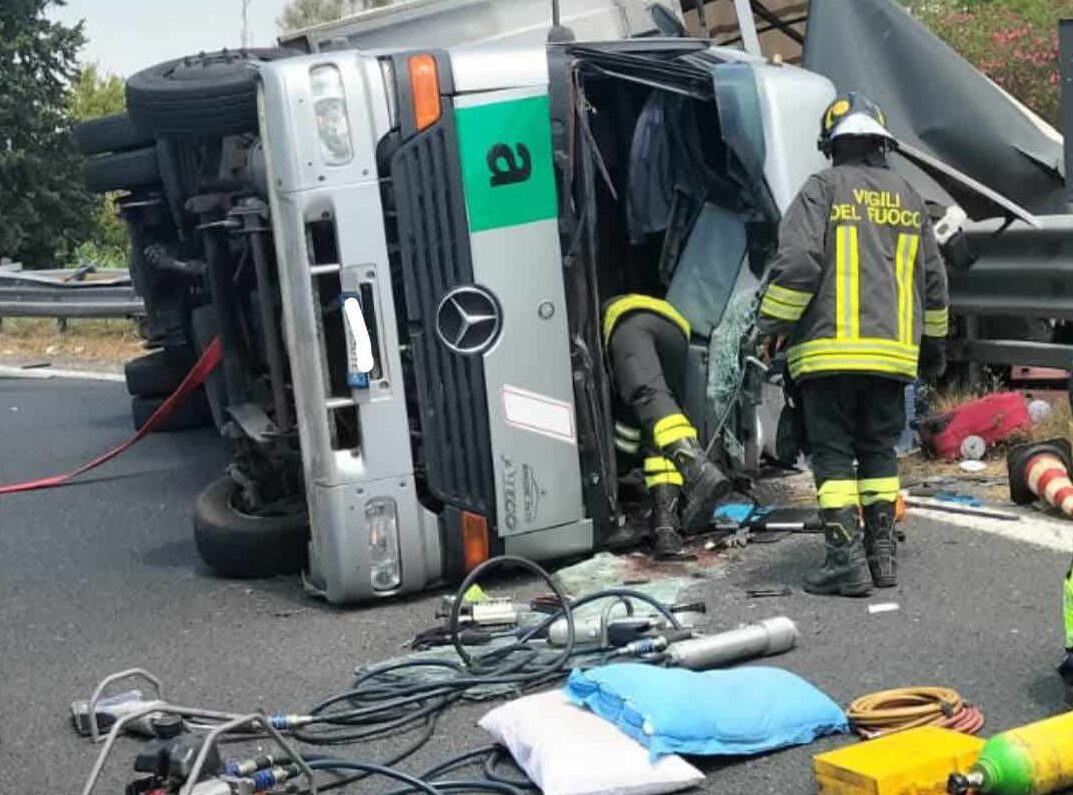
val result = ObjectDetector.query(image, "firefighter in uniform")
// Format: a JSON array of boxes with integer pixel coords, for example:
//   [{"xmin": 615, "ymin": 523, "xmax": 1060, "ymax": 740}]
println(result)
[
  {"xmin": 604, "ymin": 295, "xmax": 731, "ymax": 560},
  {"xmin": 758, "ymin": 93, "xmax": 949, "ymax": 596}
]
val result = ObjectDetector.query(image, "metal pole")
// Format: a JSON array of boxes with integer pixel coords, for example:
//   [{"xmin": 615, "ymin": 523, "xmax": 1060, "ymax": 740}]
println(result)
[
  {"xmin": 551, "ymin": 0, "xmax": 561, "ymax": 27},
  {"xmin": 241, "ymin": 0, "xmax": 253, "ymax": 47},
  {"xmin": 1060, "ymin": 19, "xmax": 1073, "ymax": 207},
  {"xmin": 733, "ymin": 0, "xmax": 763, "ymax": 57}
]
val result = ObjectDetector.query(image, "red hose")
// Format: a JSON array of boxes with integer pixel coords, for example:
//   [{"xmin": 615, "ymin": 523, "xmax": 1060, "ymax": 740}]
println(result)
[{"xmin": 0, "ymin": 338, "xmax": 222, "ymax": 495}]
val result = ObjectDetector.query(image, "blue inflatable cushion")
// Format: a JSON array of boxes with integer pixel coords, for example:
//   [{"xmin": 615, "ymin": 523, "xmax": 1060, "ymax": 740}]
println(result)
[{"xmin": 564, "ymin": 664, "xmax": 849, "ymax": 760}]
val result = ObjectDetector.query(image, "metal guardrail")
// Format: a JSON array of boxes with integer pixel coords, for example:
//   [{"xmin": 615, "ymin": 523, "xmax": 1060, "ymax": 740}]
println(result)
[
  {"xmin": 949, "ymin": 215, "xmax": 1073, "ymax": 374},
  {"xmin": 0, "ymin": 268, "xmax": 144, "ymax": 320}
]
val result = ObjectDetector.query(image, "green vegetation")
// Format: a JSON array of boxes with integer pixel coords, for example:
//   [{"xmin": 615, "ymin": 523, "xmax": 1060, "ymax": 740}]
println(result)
[
  {"xmin": 0, "ymin": 0, "xmax": 94, "ymax": 269},
  {"xmin": 68, "ymin": 63, "xmax": 128, "ymax": 270},
  {"xmin": 904, "ymin": 0, "xmax": 1071, "ymax": 127},
  {"xmin": 278, "ymin": 0, "xmax": 393, "ymax": 33}
]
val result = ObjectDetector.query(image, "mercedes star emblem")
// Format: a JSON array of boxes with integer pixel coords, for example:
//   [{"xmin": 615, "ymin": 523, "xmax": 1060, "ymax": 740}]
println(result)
[{"xmin": 435, "ymin": 286, "xmax": 502, "ymax": 355}]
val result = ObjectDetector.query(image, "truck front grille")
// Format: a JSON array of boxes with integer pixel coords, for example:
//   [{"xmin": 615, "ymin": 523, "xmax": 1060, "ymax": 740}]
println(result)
[{"xmin": 388, "ymin": 121, "xmax": 495, "ymax": 517}]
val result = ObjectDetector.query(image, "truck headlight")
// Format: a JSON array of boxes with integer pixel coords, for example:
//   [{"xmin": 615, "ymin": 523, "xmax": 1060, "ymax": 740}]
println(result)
[
  {"xmin": 310, "ymin": 64, "xmax": 353, "ymax": 166},
  {"xmin": 365, "ymin": 498, "xmax": 401, "ymax": 592}
]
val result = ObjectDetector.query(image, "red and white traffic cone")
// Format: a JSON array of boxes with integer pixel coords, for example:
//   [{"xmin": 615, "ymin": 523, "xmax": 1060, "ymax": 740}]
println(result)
[{"xmin": 1008, "ymin": 439, "xmax": 1073, "ymax": 515}]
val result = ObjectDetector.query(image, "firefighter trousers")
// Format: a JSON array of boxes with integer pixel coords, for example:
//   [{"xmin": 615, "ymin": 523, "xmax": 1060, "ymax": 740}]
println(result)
[
  {"xmin": 799, "ymin": 375, "xmax": 906, "ymax": 509},
  {"xmin": 607, "ymin": 309, "xmax": 693, "ymax": 489}
]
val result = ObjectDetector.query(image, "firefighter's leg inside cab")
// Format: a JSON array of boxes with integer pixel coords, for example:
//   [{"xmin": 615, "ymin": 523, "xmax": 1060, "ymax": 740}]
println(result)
[
  {"xmin": 605, "ymin": 299, "xmax": 730, "ymax": 559},
  {"xmin": 799, "ymin": 376, "xmax": 874, "ymax": 597}
]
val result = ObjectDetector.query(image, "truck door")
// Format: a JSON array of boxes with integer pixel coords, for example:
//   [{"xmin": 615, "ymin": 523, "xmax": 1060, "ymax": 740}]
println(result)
[{"xmin": 452, "ymin": 85, "xmax": 587, "ymax": 539}]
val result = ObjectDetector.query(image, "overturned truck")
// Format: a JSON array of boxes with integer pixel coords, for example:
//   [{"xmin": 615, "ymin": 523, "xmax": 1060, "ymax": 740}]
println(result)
[{"xmin": 73, "ymin": 0, "xmax": 1071, "ymax": 603}]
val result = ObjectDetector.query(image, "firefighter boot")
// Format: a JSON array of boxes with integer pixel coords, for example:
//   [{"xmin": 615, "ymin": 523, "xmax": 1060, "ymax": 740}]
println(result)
[
  {"xmin": 863, "ymin": 501, "xmax": 897, "ymax": 588},
  {"xmin": 803, "ymin": 507, "xmax": 873, "ymax": 597},
  {"xmin": 651, "ymin": 484, "xmax": 695, "ymax": 561},
  {"xmin": 665, "ymin": 438, "xmax": 731, "ymax": 533}
]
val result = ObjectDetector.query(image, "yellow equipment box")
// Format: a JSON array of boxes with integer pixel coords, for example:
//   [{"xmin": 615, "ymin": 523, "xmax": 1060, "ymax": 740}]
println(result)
[{"xmin": 814, "ymin": 726, "xmax": 985, "ymax": 795}]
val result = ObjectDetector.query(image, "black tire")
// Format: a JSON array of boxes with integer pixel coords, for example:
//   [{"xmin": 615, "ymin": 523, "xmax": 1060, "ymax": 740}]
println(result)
[
  {"xmin": 194, "ymin": 477, "xmax": 308, "ymax": 578},
  {"xmin": 124, "ymin": 348, "xmax": 197, "ymax": 397},
  {"xmin": 126, "ymin": 49, "xmax": 293, "ymax": 138},
  {"xmin": 84, "ymin": 147, "xmax": 161, "ymax": 194},
  {"xmin": 73, "ymin": 113, "xmax": 154, "ymax": 156},
  {"xmin": 131, "ymin": 390, "xmax": 213, "ymax": 432}
]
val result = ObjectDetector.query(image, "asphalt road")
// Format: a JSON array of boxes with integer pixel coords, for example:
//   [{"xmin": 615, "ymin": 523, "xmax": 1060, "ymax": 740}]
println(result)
[{"xmin": 2, "ymin": 376, "xmax": 1072, "ymax": 794}]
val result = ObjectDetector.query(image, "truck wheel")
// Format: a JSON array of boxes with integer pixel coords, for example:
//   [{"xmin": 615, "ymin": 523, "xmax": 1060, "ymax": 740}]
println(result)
[
  {"xmin": 73, "ymin": 113, "xmax": 154, "ymax": 156},
  {"xmin": 84, "ymin": 147, "xmax": 161, "ymax": 194},
  {"xmin": 125, "ymin": 347, "xmax": 198, "ymax": 397},
  {"xmin": 194, "ymin": 477, "xmax": 308, "ymax": 578},
  {"xmin": 126, "ymin": 49, "xmax": 293, "ymax": 138},
  {"xmin": 131, "ymin": 390, "xmax": 213, "ymax": 432}
]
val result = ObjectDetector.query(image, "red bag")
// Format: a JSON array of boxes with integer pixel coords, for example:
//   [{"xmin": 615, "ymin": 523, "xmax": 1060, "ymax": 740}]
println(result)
[{"xmin": 919, "ymin": 392, "xmax": 1031, "ymax": 461}]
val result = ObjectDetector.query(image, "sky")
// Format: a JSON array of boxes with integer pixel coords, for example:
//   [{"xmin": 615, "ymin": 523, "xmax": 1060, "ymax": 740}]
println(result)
[{"xmin": 51, "ymin": 0, "xmax": 293, "ymax": 78}]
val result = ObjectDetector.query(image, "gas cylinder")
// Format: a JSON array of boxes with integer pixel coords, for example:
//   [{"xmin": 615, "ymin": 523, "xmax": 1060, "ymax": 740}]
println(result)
[{"xmin": 947, "ymin": 711, "xmax": 1073, "ymax": 795}]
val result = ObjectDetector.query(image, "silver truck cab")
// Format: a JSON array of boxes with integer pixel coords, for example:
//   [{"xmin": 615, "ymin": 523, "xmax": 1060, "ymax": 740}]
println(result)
[{"xmin": 257, "ymin": 39, "xmax": 834, "ymax": 602}]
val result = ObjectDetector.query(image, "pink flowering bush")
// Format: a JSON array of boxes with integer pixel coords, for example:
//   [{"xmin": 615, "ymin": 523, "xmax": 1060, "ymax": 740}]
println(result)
[{"xmin": 904, "ymin": 0, "xmax": 1071, "ymax": 126}]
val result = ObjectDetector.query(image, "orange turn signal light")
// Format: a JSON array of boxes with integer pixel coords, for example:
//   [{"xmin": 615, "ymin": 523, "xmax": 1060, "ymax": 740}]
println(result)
[
  {"xmin": 461, "ymin": 511, "xmax": 490, "ymax": 573},
  {"xmin": 408, "ymin": 54, "xmax": 441, "ymax": 132}
]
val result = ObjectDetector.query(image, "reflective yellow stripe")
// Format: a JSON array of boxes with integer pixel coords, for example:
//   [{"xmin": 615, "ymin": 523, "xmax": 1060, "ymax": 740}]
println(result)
[
  {"xmin": 895, "ymin": 234, "xmax": 907, "ymax": 344},
  {"xmin": 615, "ymin": 422, "xmax": 642, "ymax": 441},
  {"xmin": 924, "ymin": 307, "xmax": 949, "ymax": 338},
  {"xmin": 765, "ymin": 284, "xmax": 813, "ymax": 308},
  {"xmin": 760, "ymin": 293, "xmax": 806, "ymax": 322},
  {"xmin": 644, "ymin": 456, "xmax": 677, "ymax": 473},
  {"xmin": 896, "ymin": 233, "xmax": 919, "ymax": 345},
  {"xmin": 789, "ymin": 347, "xmax": 918, "ymax": 367},
  {"xmin": 836, "ymin": 226, "xmax": 847, "ymax": 339},
  {"xmin": 850, "ymin": 225, "xmax": 861, "ymax": 339},
  {"xmin": 905, "ymin": 234, "xmax": 919, "ymax": 343},
  {"xmin": 835, "ymin": 225, "xmax": 860, "ymax": 340},
  {"xmin": 818, "ymin": 479, "xmax": 860, "ymax": 509},
  {"xmin": 646, "ymin": 472, "xmax": 685, "ymax": 488},
  {"xmin": 787, "ymin": 338, "xmax": 919, "ymax": 379},
  {"xmin": 859, "ymin": 477, "xmax": 900, "ymax": 506},
  {"xmin": 790, "ymin": 357, "xmax": 917, "ymax": 380},
  {"xmin": 643, "ymin": 456, "xmax": 683, "ymax": 487},
  {"xmin": 603, "ymin": 295, "xmax": 691, "ymax": 344},
  {"xmin": 652, "ymin": 414, "xmax": 697, "ymax": 448},
  {"xmin": 788, "ymin": 338, "xmax": 918, "ymax": 363},
  {"xmin": 615, "ymin": 438, "xmax": 641, "ymax": 455}
]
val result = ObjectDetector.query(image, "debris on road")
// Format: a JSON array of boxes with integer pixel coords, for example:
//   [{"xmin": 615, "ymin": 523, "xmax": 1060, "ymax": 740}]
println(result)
[
  {"xmin": 867, "ymin": 603, "xmax": 899, "ymax": 615},
  {"xmin": 904, "ymin": 496, "xmax": 1021, "ymax": 522}
]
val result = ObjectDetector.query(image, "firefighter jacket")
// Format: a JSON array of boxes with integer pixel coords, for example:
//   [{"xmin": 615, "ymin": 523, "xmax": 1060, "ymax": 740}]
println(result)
[{"xmin": 758, "ymin": 161, "xmax": 950, "ymax": 382}]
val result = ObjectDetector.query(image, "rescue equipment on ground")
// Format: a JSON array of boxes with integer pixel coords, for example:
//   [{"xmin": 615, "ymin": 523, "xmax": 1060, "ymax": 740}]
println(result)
[
  {"xmin": 565, "ymin": 663, "xmax": 848, "ymax": 760},
  {"xmin": 948, "ymin": 711, "xmax": 1073, "ymax": 795},
  {"xmin": 847, "ymin": 687, "xmax": 984, "ymax": 739},
  {"xmin": 919, "ymin": 392, "xmax": 1030, "ymax": 462},
  {"xmin": 664, "ymin": 616, "xmax": 798, "ymax": 670},
  {"xmin": 814, "ymin": 726, "xmax": 984, "ymax": 795}
]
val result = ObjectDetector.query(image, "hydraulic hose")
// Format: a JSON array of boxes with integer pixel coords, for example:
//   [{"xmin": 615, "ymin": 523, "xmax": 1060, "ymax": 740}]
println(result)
[
  {"xmin": 306, "ymin": 759, "xmax": 444, "ymax": 795},
  {"xmin": 847, "ymin": 687, "xmax": 985, "ymax": 739},
  {"xmin": 204, "ymin": 557, "xmax": 687, "ymax": 793}
]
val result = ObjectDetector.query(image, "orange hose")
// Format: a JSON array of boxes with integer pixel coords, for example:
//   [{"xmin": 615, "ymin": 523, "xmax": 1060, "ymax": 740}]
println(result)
[{"xmin": 847, "ymin": 687, "xmax": 984, "ymax": 739}]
